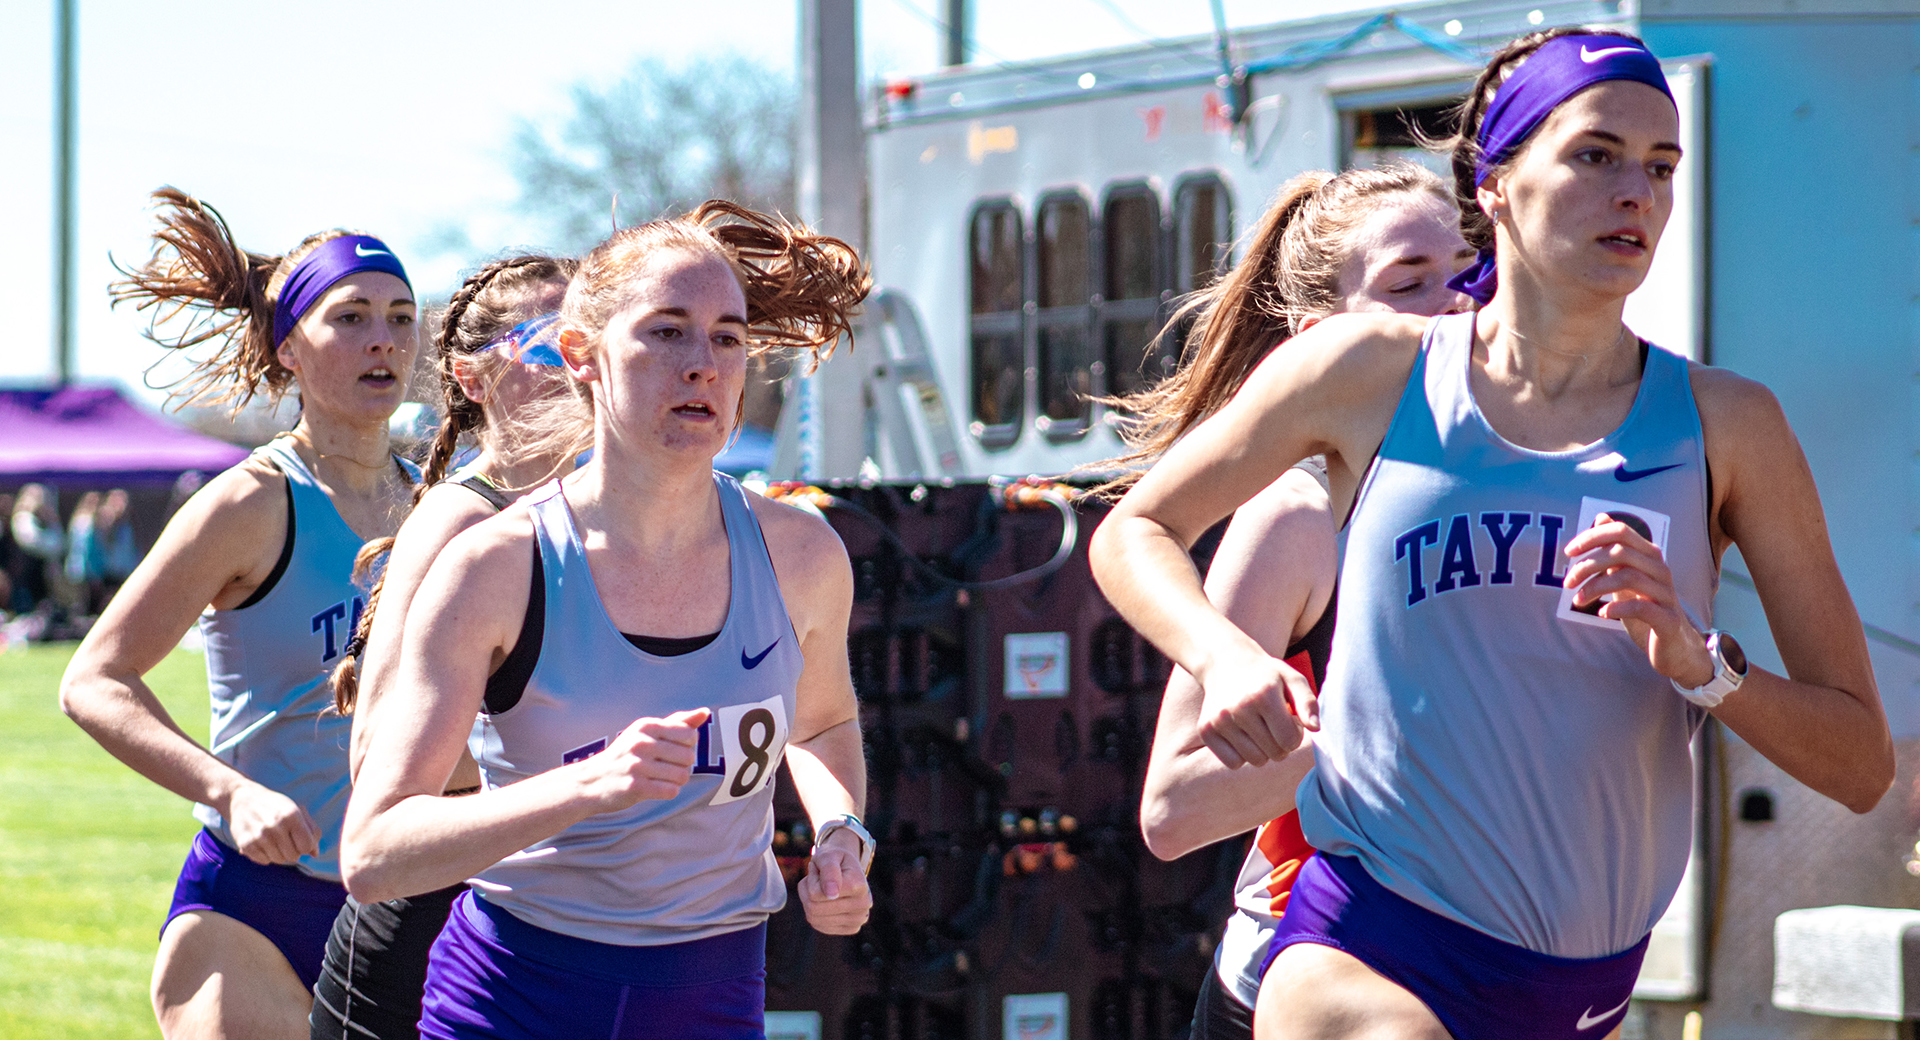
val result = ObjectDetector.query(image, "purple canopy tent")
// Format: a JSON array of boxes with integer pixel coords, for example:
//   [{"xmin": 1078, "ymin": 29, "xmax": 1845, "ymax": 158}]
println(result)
[{"xmin": 0, "ymin": 386, "xmax": 247, "ymax": 487}]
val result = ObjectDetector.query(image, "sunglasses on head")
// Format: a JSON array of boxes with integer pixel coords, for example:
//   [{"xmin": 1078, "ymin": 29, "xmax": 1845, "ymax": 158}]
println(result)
[{"xmin": 481, "ymin": 312, "xmax": 566, "ymax": 367}]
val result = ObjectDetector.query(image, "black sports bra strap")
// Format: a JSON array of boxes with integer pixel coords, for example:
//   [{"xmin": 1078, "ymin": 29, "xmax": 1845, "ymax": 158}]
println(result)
[
  {"xmin": 483, "ymin": 542, "xmax": 544, "ymax": 715},
  {"xmin": 234, "ymin": 459, "xmax": 296, "ymax": 610},
  {"xmin": 452, "ymin": 474, "xmax": 513, "ymax": 512}
]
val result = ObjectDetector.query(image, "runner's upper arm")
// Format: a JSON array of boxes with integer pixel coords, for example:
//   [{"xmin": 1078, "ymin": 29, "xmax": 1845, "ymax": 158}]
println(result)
[
  {"xmin": 1139, "ymin": 469, "xmax": 1334, "ymax": 856},
  {"xmin": 750, "ymin": 493, "xmax": 856, "ymax": 745},
  {"xmin": 1206, "ymin": 468, "xmax": 1339, "ymax": 652},
  {"xmin": 362, "ymin": 512, "xmax": 535, "ymax": 802},
  {"xmin": 348, "ymin": 485, "xmax": 502, "ymax": 775},
  {"xmin": 356, "ymin": 487, "xmax": 501, "ymax": 713},
  {"xmin": 1115, "ymin": 312, "xmax": 1422, "ymax": 547},
  {"xmin": 1696, "ymin": 368, "xmax": 1876, "ymax": 696}
]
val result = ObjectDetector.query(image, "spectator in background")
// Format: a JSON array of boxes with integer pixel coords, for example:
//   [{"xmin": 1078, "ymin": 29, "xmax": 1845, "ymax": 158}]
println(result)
[
  {"xmin": 100, "ymin": 490, "xmax": 141, "ymax": 596},
  {"xmin": 12, "ymin": 483, "xmax": 62, "ymax": 614},
  {"xmin": 0, "ymin": 492, "xmax": 15, "ymax": 617},
  {"xmin": 66, "ymin": 491, "xmax": 105, "ymax": 613}
]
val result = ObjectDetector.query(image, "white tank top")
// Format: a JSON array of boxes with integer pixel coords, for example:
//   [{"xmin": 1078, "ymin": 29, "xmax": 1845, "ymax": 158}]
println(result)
[
  {"xmin": 1295, "ymin": 313, "xmax": 1714, "ymax": 958},
  {"xmin": 468, "ymin": 473, "xmax": 804, "ymax": 945},
  {"xmin": 197, "ymin": 438, "xmax": 402, "ymax": 880}
]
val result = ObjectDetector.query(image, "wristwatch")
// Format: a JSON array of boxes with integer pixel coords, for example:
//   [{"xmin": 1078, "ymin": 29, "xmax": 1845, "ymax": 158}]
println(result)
[
  {"xmin": 1671, "ymin": 629, "xmax": 1747, "ymax": 709},
  {"xmin": 813, "ymin": 814, "xmax": 876, "ymax": 874}
]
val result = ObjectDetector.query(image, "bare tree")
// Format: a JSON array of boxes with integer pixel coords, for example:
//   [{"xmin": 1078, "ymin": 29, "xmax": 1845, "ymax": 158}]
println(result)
[
  {"xmin": 511, "ymin": 54, "xmax": 796, "ymax": 251},
  {"xmin": 494, "ymin": 54, "xmax": 801, "ymax": 437}
]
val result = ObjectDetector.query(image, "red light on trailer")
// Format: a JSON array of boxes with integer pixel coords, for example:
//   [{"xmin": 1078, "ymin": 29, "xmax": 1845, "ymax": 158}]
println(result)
[{"xmin": 885, "ymin": 79, "xmax": 917, "ymax": 101}]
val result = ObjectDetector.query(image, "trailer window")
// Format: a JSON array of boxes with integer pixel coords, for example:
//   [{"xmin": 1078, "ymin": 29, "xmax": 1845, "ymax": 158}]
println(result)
[
  {"xmin": 969, "ymin": 203, "xmax": 1025, "ymax": 443},
  {"xmin": 1102, "ymin": 187, "xmax": 1167, "ymax": 402},
  {"xmin": 1343, "ymin": 101, "xmax": 1458, "ymax": 177},
  {"xmin": 1036, "ymin": 194, "xmax": 1094, "ymax": 435},
  {"xmin": 1174, "ymin": 177, "xmax": 1233, "ymax": 294}
]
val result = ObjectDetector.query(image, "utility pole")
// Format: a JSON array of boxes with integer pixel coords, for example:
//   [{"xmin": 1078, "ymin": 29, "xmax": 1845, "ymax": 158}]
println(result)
[
  {"xmin": 785, "ymin": 0, "xmax": 868, "ymax": 480},
  {"xmin": 943, "ymin": 0, "xmax": 970, "ymax": 66},
  {"xmin": 53, "ymin": 0, "xmax": 77, "ymax": 385}
]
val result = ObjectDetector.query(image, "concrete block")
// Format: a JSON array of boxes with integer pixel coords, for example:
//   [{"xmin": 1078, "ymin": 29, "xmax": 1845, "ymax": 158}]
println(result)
[{"xmin": 1774, "ymin": 905, "xmax": 1920, "ymax": 1020}]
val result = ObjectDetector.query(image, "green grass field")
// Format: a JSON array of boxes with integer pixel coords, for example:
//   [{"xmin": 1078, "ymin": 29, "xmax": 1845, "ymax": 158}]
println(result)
[{"xmin": 0, "ymin": 642, "xmax": 207, "ymax": 1040}]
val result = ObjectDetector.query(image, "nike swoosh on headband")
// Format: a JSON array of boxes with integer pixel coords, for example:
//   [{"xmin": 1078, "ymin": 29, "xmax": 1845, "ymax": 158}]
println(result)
[
  {"xmin": 742, "ymin": 638, "xmax": 781, "ymax": 670},
  {"xmin": 273, "ymin": 235, "xmax": 410, "ymax": 346},
  {"xmin": 1575, "ymin": 995, "xmax": 1632, "ymax": 1030},
  {"xmin": 1581, "ymin": 45, "xmax": 1643, "ymax": 62},
  {"xmin": 1614, "ymin": 462, "xmax": 1683, "ymax": 482}
]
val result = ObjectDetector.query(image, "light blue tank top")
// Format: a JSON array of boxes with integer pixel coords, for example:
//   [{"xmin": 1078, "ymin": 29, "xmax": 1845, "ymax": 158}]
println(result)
[
  {"xmin": 1295, "ymin": 312, "xmax": 1714, "ymax": 958},
  {"xmin": 196, "ymin": 438, "xmax": 393, "ymax": 881},
  {"xmin": 468, "ymin": 473, "xmax": 804, "ymax": 946}
]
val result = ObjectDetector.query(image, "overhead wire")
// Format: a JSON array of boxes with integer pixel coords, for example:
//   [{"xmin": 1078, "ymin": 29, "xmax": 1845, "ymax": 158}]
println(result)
[
  {"xmin": 1079, "ymin": 0, "xmax": 1219, "ymax": 65},
  {"xmin": 886, "ymin": 0, "xmax": 1213, "ymax": 87},
  {"xmin": 884, "ymin": 0, "xmax": 1019, "ymax": 68},
  {"xmin": 879, "ymin": 2, "xmax": 1482, "ymax": 123}
]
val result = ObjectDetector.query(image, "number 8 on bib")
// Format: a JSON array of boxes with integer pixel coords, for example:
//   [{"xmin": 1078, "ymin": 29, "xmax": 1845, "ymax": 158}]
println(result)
[{"xmin": 709, "ymin": 693, "xmax": 790, "ymax": 806}]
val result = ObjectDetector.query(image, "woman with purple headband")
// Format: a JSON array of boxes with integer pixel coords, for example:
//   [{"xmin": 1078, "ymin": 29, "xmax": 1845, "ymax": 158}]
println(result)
[
  {"xmin": 341, "ymin": 201, "xmax": 874, "ymax": 1040},
  {"xmin": 1090, "ymin": 28, "xmax": 1893, "ymax": 1040},
  {"xmin": 310, "ymin": 256, "xmax": 586, "ymax": 1040},
  {"xmin": 62, "ymin": 189, "xmax": 419, "ymax": 1040}
]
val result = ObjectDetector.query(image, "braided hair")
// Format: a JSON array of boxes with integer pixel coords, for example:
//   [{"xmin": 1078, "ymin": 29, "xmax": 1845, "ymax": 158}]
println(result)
[
  {"xmin": 417, "ymin": 255, "xmax": 579, "ymax": 499},
  {"xmin": 331, "ymin": 255, "xmax": 578, "ymax": 715}
]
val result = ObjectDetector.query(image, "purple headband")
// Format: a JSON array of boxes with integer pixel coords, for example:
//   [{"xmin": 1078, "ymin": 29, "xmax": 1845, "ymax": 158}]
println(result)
[
  {"xmin": 1447, "ymin": 35, "xmax": 1674, "ymax": 305},
  {"xmin": 272, "ymin": 235, "xmax": 412, "ymax": 346}
]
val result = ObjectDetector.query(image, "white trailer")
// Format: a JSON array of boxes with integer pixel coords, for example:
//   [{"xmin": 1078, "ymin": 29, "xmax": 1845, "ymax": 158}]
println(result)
[{"xmin": 787, "ymin": 1, "xmax": 1920, "ymax": 1034}]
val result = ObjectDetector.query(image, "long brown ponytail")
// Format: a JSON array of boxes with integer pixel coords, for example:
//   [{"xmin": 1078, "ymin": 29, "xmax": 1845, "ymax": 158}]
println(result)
[
  {"xmin": 330, "ymin": 254, "xmax": 580, "ymax": 715},
  {"xmin": 1094, "ymin": 164, "xmax": 1451, "ymax": 493},
  {"xmin": 108, "ymin": 187, "xmax": 361, "ymax": 412}
]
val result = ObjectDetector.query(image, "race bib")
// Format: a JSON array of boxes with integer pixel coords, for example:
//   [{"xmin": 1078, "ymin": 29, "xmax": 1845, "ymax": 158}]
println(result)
[
  {"xmin": 1556, "ymin": 495, "xmax": 1673, "ymax": 631},
  {"xmin": 707, "ymin": 693, "xmax": 790, "ymax": 806}
]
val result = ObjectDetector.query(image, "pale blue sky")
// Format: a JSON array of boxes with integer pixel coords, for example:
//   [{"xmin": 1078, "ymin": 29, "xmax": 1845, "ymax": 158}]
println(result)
[{"xmin": 1, "ymin": 0, "xmax": 1383, "ymax": 399}]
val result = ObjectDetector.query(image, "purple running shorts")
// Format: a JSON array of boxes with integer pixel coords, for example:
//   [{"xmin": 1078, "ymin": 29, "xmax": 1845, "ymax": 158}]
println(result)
[
  {"xmin": 420, "ymin": 891, "xmax": 767, "ymax": 1040},
  {"xmin": 1261, "ymin": 853, "xmax": 1649, "ymax": 1040},
  {"xmin": 164, "ymin": 828, "xmax": 348, "ymax": 991}
]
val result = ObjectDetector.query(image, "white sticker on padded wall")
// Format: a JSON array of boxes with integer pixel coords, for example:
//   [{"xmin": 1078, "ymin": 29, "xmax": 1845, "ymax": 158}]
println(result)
[
  {"xmin": 1003, "ymin": 992, "xmax": 1068, "ymax": 1040},
  {"xmin": 1004, "ymin": 632, "xmax": 1069, "ymax": 698},
  {"xmin": 765, "ymin": 1011, "xmax": 822, "ymax": 1040}
]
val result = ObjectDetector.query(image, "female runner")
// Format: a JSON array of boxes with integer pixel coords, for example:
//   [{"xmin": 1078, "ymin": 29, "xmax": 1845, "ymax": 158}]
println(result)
[
  {"xmin": 310, "ymin": 254, "xmax": 584, "ymax": 1040},
  {"xmin": 341, "ymin": 202, "xmax": 875, "ymax": 1040},
  {"xmin": 1117, "ymin": 164, "xmax": 1474, "ymax": 1040},
  {"xmin": 1091, "ymin": 29, "xmax": 1894, "ymax": 1040},
  {"xmin": 61, "ymin": 189, "xmax": 418, "ymax": 1039}
]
